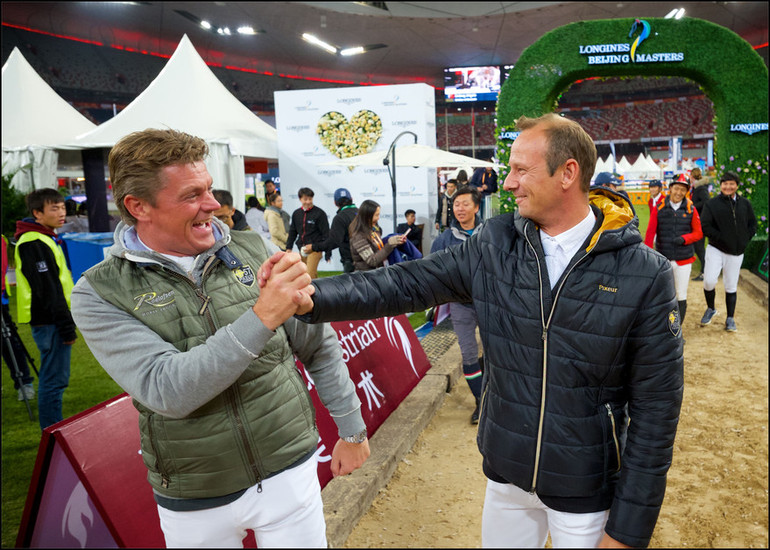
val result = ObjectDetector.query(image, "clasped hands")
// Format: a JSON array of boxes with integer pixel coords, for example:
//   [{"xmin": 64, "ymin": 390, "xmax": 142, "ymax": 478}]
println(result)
[{"xmin": 253, "ymin": 251, "xmax": 315, "ymax": 330}]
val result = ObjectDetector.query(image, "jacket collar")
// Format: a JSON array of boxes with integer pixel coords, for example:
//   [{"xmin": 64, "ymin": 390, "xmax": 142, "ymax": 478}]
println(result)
[
  {"xmin": 514, "ymin": 187, "xmax": 640, "ymax": 255},
  {"xmin": 14, "ymin": 218, "xmax": 60, "ymax": 241},
  {"xmin": 109, "ymin": 218, "xmax": 231, "ymax": 281}
]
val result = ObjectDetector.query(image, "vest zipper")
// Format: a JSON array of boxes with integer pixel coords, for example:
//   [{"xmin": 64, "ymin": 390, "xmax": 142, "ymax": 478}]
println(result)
[
  {"xmin": 605, "ymin": 403, "xmax": 622, "ymax": 472},
  {"xmin": 227, "ymin": 385, "xmax": 265, "ymax": 487},
  {"xmin": 161, "ymin": 264, "xmax": 265, "ymax": 488},
  {"xmin": 523, "ymin": 224, "xmax": 592, "ymax": 494},
  {"xmin": 200, "ymin": 261, "xmax": 265, "ymax": 487}
]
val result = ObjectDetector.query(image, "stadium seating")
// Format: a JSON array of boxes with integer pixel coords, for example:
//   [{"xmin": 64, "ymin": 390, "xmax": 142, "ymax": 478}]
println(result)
[{"xmin": 2, "ymin": 26, "xmax": 716, "ymax": 153}]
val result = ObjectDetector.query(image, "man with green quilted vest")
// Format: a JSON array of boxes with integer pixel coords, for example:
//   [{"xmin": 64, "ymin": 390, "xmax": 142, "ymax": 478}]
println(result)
[
  {"xmin": 14, "ymin": 188, "xmax": 76, "ymax": 431},
  {"xmin": 70, "ymin": 129, "xmax": 369, "ymax": 548}
]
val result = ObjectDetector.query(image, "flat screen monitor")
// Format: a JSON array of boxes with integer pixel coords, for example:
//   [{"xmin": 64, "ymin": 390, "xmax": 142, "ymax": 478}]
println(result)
[
  {"xmin": 443, "ymin": 65, "xmax": 501, "ymax": 103},
  {"xmin": 501, "ymin": 64, "xmax": 515, "ymax": 83}
]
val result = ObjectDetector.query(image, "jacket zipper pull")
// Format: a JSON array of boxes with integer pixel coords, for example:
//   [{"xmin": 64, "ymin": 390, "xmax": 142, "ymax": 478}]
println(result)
[
  {"xmin": 198, "ymin": 294, "xmax": 211, "ymax": 315},
  {"xmin": 161, "ymin": 476, "xmax": 169, "ymax": 489},
  {"xmin": 257, "ymin": 480, "xmax": 263, "ymax": 493}
]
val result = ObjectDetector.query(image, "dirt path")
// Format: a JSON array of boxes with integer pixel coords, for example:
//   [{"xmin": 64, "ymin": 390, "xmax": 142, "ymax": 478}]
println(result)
[{"xmin": 344, "ymin": 277, "xmax": 769, "ymax": 548}]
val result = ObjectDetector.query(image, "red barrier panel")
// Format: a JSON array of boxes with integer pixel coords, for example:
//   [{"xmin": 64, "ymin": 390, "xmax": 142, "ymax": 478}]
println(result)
[{"xmin": 16, "ymin": 315, "xmax": 431, "ymax": 548}]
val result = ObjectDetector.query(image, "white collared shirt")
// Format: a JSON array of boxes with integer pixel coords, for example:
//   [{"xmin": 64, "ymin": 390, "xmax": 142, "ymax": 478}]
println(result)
[{"xmin": 539, "ymin": 209, "xmax": 596, "ymax": 289}]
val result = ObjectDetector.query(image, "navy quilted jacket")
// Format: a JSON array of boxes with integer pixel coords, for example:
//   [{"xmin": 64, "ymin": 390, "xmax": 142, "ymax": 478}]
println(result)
[{"xmin": 303, "ymin": 188, "xmax": 683, "ymax": 547}]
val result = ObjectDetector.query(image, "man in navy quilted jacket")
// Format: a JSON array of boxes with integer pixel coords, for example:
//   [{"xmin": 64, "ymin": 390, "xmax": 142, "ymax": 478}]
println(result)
[{"xmin": 261, "ymin": 113, "xmax": 683, "ymax": 548}]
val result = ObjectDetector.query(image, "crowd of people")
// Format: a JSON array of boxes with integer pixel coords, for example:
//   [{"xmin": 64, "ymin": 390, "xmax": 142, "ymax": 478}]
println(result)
[{"xmin": 1, "ymin": 121, "xmax": 759, "ymax": 549}]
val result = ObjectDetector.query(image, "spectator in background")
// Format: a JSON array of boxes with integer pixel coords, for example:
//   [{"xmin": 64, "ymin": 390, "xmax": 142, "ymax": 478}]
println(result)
[
  {"xmin": 689, "ymin": 167, "xmax": 710, "ymax": 281},
  {"xmin": 2, "ymin": 235, "xmax": 36, "ymax": 402},
  {"xmin": 64, "ymin": 199, "xmax": 77, "ymax": 217},
  {"xmin": 396, "ymin": 209, "xmax": 423, "ymax": 253},
  {"xmin": 60, "ymin": 199, "xmax": 89, "ymax": 233},
  {"xmin": 435, "ymin": 179, "xmax": 459, "ymax": 231},
  {"xmin": 644, "ymin": 173, "xmax": 702, "ymax": 326},
  {"xmin": 593, "ymin": 172, "xmax": 629, "ymax": 199},
  {"xmin": 212, "ymin": 189, "xmax": 250, "ymax": 231},
  {"xmin": 470, "ymin": 163, "xmax": 498, "ymax": 219},
  {"xmin": 456, "ymin": 169, "xmax": 470, "ymax": 186},
  {"xmin": 245, "ymin": 196, "xmax": 271, "ymax": 240},
  {"xmin": 14, "ymin": 188, "xmax": 76, "ymax": 430},
  {"xmin": 286, "ymin": 188, "xmax": 329, "ymax": 279},
  {"xmin": 647, "ymin": 180, "xmax": 665, "ymax": 213},
  {"xmin": 263, "ymin": 179, "xmax": 277, "ymax": 204},
  {"xmin": 305, "ymin": 188, "xmax": 358, "ymax": 273},
  {"xmin": 430, "ymin": 186, "xmax": 485, "ymax": 424},
  {"xmin": 699, "ymin": 170, "xmax": 757, "ymax": 332},
  {"xmin": 349, "ymin": 200, "xmax": 405, "ymax": 272},
  {"xmin": 264, "ymin": 191, "xmax": 290, "ymax": 250}
]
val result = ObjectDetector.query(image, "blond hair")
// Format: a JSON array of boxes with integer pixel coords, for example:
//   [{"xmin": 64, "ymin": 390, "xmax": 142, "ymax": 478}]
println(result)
[{"xmin": 108, "ymin": 129, "xmax": 209, "ymax": 225}]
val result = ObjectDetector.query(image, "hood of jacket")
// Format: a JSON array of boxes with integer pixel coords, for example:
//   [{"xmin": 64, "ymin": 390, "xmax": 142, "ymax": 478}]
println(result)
[
  {"xmin": 513, "ymin": 186, "xmax": 640, "ymax": 255},
  {"xmin": 14, "ymin": 218, "xmax": 59, "ymax": 241},
  {"xmin": 106, "ymin": 217, "xmax": 231, "ymax": 282},
  {"xmin": 266, "ymin": 205, "xmax": 287, "ymax": 216}
]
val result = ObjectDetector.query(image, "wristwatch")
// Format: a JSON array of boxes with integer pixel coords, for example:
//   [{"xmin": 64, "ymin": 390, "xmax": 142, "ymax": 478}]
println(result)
[{"xmin": 342, "ymin": 429, "xmax": 368, "ymax": 444}]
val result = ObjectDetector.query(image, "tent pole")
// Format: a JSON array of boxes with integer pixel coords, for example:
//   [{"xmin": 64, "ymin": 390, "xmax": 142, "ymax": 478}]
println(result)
[
  {"xmin": 384, "ymin": 131, "xmax": 417, "ymax": 234},
  {"xmin": 81, "ymin": 148, "xmax": 110, "ymax": 232}
]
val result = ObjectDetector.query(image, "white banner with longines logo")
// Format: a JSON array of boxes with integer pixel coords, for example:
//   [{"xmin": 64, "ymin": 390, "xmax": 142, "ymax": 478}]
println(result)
[{"xmin": 275, "ymin": 83, "xmax": 436, "ymax": 272}]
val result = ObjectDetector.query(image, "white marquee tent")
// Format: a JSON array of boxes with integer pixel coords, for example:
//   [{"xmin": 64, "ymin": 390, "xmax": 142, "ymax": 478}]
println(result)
[
  {"xmin": 593, "ymin": 153, "xmax": 664, "ymax": 182},
  {"xmin": 2, "ymin": 47, "xmax": 97, "ymax": 192},
  {"xmin": 623, "ymin": 153, "xmax": 664, "ymax": 181},
  {"xmin": 70, "ymin": 34, "xmax": 279, "ymax": 211},
  {"xmin": 593, "ymin": 155, "xmax": 615, "ymax": 177}
]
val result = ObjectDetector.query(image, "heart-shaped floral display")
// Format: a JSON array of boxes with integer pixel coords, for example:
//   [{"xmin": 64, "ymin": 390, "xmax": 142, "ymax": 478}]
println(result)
[{"xmin": 316, "ymin": 110, "xmax": 383, "ymax": 159}]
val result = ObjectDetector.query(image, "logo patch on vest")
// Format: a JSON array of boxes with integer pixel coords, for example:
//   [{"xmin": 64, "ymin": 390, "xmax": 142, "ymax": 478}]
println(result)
[
  {"xmin": 133, "ymin": 290, "xmax": 176, "ymax": 312},
  {"xmin": 668, "ymin": 308, "xmax": 681, "ymax": 337},
  {"xmin": 233, "ymin": 265, "xmax": 255, "ymax": 287}
]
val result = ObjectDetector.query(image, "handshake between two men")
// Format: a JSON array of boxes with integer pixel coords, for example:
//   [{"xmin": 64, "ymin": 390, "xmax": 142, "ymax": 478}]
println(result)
[{"xmin": 253, "ymin": 251, "xmax": 316, "ymax": 331}]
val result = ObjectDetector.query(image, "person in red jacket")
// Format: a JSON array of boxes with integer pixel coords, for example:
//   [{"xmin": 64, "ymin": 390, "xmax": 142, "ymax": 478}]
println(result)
[
  {"xmin": 647, "ymin": 179, "xmax": 665, "ymax": 214},
  {"xmin": 644, "ymin": 173, "xmax": 703, "ymax": 325}
]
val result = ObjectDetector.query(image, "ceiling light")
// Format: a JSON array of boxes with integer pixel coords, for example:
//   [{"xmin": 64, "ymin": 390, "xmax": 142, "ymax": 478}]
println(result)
[
  {"xmin": 237, "ymin": 26, "xmax": 256, "ymax": 35},
  {"xmin": 340, "ymin": 46, "xmax": 365, "ymax": 56},
  {"xmin": 664, "ymin": 8, "xmax": 681, "ymax": 19},
  {"xmin": 201, "ymin": 20, "xmax": 212, "ymax": 29},
  {"xmin": 302, "ymin": 33, "xmax": 337, "ymax": 54},
  {"xmin": 223, "ymin": 27, "xmax": 231, "ymax": 35},
  {"xmin": 675, "ymin": 8, "xmax": 685, "ymax": 19}
]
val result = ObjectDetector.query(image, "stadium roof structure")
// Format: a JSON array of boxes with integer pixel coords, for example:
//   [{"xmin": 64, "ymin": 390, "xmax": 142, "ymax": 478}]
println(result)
[
  {"xmin": 1, "ymin": 47, "xmax": 96, "ymax": 151},
  {"xmin": 1, "ymin": 3, "xmax": 766, "ymax": 89},
  {"xmin": 70, "ymin": 34, "xmax": 278, "ymax": 159}
]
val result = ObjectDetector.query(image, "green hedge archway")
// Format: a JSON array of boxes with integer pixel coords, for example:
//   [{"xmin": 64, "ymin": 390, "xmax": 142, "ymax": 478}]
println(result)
[{"xmin": 495, "ymin": 17, "xmax": 768, "ymax": 236}]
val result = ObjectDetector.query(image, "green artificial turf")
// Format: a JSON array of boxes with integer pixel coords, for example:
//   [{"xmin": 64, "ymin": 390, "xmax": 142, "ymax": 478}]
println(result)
[{"xmin": 1, "ymin": 293, "xmax": 123, "ymax": 548}]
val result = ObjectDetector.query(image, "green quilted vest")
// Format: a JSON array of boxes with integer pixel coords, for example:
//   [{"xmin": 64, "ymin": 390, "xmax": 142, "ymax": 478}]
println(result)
[{"xmin": 84, "ymin": 232, "xmax": 318, "ymax": 499}]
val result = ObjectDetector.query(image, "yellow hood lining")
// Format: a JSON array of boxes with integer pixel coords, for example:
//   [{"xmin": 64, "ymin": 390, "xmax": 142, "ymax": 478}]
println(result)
[{"xmin": 586, "ymin": 190, "xmax": 635, "ymax": 252}]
